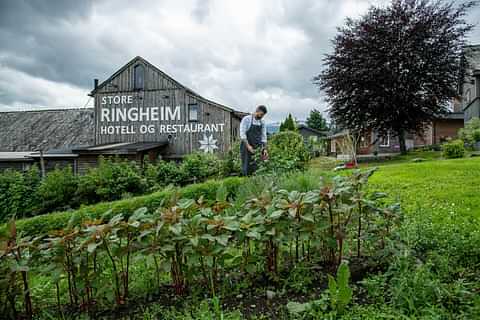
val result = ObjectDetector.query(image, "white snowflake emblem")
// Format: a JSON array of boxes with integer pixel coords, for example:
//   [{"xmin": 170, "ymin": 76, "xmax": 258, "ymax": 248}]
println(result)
[{"xmin": 199, "ymin": 134, "xmax": 218, "ymax": 153}]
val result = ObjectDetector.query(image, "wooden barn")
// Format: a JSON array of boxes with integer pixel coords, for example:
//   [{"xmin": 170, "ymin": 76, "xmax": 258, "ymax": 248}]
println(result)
[
  {"xmin": 89, "ymin": 56, "xmax": 246, "ymax": 159},
  {"xmin": 0, "ymin": 56, "xmax": 247, "ymax": 173}
]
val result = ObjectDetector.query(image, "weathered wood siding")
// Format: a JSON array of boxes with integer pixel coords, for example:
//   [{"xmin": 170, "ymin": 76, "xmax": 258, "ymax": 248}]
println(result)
[{"xmin": 94, "ymin": 58, "xmax": 236, "ymax": 157}]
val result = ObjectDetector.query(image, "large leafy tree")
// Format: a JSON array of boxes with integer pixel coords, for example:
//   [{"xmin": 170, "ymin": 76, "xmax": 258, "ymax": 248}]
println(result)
[
  {"xmin": 306, "ymin": 109, "xmax": 329, "ymax": 131},
  {"xmin": 315, "ymin": 0, "xmax": 475, "ymax": 154}
]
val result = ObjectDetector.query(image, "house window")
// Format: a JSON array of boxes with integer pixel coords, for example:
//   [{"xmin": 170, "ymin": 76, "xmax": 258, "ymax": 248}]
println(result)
[
  {"xmin": 188, "ymin": 103, "xmax": 199, "ymax": 121},
  {"xmin": 360, "ymin": 135, "xmax": 370, "ymax": 148},
  {"xmin": 379, "ymin": 133, "xmax": 390, "ymax": 147},
  {"xmin": 134, "ymin": 64, "xmax": 145, "ymax": 90}
]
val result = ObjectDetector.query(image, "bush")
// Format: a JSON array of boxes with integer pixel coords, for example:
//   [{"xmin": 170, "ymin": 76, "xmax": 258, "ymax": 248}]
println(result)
[
  {"xmin": 442, "ymin": 140, "xmax": 465, "ymax": 159},
  {"xmin": 259, "ymin": 131, "xmax": 310, "ymax": 174},
  {"xmin": 458, "ymin": 118, "xmax": 480, "ymax": 146},
  {"xmin": 36, "ymin": 166, "xmax": 78, "ymax": 214},
  {"xmin": 76, "ymin": 157, "xmax": 147, "ymax": 204},
  {"xmin": 144, "ymin": 160, "xmax": 183, "ymax": 190},
  {"xmin": 179, "ymin": 152, "xmax": 222, "ymax": 184},
  {"xmin": 0, "ymin": 166, "xmax": 41, "ymax": 221},
  {"xmin": 219, "ymin": 141, "xmax": 242, "ymax": 177},
  {"xmin": 1, "ymin": 176, "xmax": 244, "ymax": 237}
]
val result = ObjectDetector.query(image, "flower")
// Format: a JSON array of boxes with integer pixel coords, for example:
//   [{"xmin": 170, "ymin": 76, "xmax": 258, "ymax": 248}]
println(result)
[{"xmin": 199, "ymin": 134, "xmax": 218, "ymax": 153}]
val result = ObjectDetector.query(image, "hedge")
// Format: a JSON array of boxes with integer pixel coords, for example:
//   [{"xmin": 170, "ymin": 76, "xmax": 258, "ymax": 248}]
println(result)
[{"xmin": 0, "ymin": 176, "xmax": 244, "ymax": 237}]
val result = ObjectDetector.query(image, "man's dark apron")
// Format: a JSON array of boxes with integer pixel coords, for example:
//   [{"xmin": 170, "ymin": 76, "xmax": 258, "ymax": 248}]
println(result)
[{"xmin": 240, "ymin": 121, "xmax": 263, "ymax": 176}]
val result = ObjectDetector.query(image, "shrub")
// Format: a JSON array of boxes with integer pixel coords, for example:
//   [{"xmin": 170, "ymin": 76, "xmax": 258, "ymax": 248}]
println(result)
[
  {"xmin": 458, "ymin": 118, "xmax": 480, "ymax": 146},
  {"xmin": 259, "ymin": 131, "xmax": 310, "ymax": 174},
  {"xmin": 219, "ymin": 141, "xmax": 242, "ymax": 177},
  {"xmin": 442, "ymin": 140, "xmax": 465, "ymax": 159},
  {"xmin": 0, "ymin": 166, "xmax": 41, "ymax": 221},
  {"xmin": 179, "ymin": 152, "xmax": 222, "ymax": 184},
  {"xmin": 76, "ymin": 157, "xmax": 147, "ymax": 204},
  {"xmin": 144, "ymin": 160, "xmax": 182, "ymax": 190},
  {"xmin": 36, "ymin": 166, "xmax": 78, "ymax": 214}
]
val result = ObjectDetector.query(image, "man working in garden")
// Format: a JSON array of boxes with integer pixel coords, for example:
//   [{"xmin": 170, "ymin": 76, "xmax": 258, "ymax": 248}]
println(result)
[{"xmin": 239, "ymin": 105, "xmax": 268, "ymax": 176}]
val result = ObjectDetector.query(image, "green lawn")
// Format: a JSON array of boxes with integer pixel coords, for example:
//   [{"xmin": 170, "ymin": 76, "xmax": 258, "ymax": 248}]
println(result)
[
  {"xmin": 311, "ymin": 152, "xmax": 480, "ymax": 220},
  {"xmin": 368, "ymin": 156, "xmax": 480, "ymax": 219}
]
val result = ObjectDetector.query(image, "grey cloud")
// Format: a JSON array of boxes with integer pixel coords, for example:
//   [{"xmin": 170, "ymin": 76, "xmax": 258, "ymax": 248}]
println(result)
[{"xmin": 1, "ymin": 0, "xmax": 480, "ymax": 122}]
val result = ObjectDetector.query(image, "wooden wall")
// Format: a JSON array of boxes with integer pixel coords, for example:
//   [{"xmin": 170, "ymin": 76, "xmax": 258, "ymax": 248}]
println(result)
[{"xmin": 94, "ymin": 58, "xmax": 239, "ymax": 157}]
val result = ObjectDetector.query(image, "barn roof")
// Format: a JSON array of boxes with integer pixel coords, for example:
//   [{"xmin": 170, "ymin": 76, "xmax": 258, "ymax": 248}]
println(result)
[
  {"xmin": 0, "ymin": 108, "xmax": 95, "ymax": 152},
  {"xmin": 90, "ymin": 56, "xmax": 242, "ymax": 114}
]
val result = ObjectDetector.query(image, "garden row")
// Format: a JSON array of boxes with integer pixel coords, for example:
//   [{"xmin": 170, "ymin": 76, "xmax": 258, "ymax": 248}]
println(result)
[
  {"xmin": 0, "ymin": 168, "xmax": 400, "ymax": 319},
  {"xmin": 0, "ymin": 131, "xmax": 311, "ymax": 223}
]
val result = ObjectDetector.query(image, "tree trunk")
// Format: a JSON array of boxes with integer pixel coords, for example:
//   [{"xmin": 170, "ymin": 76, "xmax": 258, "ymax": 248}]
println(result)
[{"xmin": 398, "ymin": 129, "xmax": 407, "ymax": 155}]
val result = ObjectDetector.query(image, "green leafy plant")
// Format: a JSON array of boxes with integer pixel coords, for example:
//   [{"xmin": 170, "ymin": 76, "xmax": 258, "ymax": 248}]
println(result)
[
  {"xmin": 0, "ymin": 166, "xmax": 41, "ymax": 222},
  {"xmin": 36, "ymin": 166, "xmax": 78, "ymax": 214},
  {"xmin": 327, "ymin": 262, "xmax": 353, "ymax": 315},
  {"xmin": 458, "ymin": 118, "xmax": 480, "ymax": 146},
  {"xmin": 442, "ymin": 139, "xmax": 465, "ymax": 159},
  {"xmin": 0, "ymin": 219, "xmax": 34, "ymax": 319},
  {"xmin": 258, "ymin": 131, "xmax": 310, "ymax": 175},
  {"xmin": 76, "ymin": 157, "xmax": 147, "ymax": 204}
]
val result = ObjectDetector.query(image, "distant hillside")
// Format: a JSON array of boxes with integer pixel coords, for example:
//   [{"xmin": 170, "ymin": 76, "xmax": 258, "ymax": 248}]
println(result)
[{"xmin": 0, "ymin": 109, "xmax": 95, "ymax": 151}]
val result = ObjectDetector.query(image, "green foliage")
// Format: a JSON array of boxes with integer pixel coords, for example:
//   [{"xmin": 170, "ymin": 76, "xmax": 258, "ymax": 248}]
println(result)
[
  {"xmin": 306, "ymin": 109, "xmax": 329, "ymax": 131},
  {"xmin": 143, "ymin": 160, "xmax": 182, "ymax": 190},
  {"xmin": 219, "ymin": 140, "xmax": 242, "ymax": 177},
  {"xmin": 0, "ymin": 166, "xmax": 41, "ymax": 221},
  {"xmin": 139, "ymin": 298, "xmax": 243, "ymax": 320},
  {"xmin": 442, "ymin": 139, "xmax": 465, "ymax": 159},
  {"xmin": 0, "ymin": 168, "xmax": 398, "ymax": 318},
  {"xmin": 306, "ymin": 135, "xmax": 328, "ymax": 157},
  {"xmin": 458, "ymin": 117, "xmax": 480, "ymax": 145},
  {"xmin": 259, "ymin": 131, "xmax": 310, "ymax": 174},
  {"xmin": 179, "ymin": 152, "xmax": 222, "ymax": 184},
  {"xmin": 36, "ymin": 166, "xmax": 78, "ymax": 214},
  {"xmin": 1, "ymin": 176, "xmax": 244, "ymax": 237},
  {"xmin": 76, "ymin": 157, "xmax": 147, "ymax": 204},
  {"xmin": 327, "ymin": 263, "xmax": 353, "ymax": 315},
  {"xmin": 279, "ymin": 113, "xmax": 297, "ymax": 132}
]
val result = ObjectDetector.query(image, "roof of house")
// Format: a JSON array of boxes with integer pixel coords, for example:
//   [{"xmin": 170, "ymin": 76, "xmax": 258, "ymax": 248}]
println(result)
[
  {"xmin": 0, "ymin": 152, "xmax": 35, "ymax": 162},
  {"xmin": 297, "ymin": 124, "xmax": 329, "ymax": 136},
  {"xmin": 0, "ymin": 108, "xmax": 95, "ymax": 152},
  {"xmin": 436, "ymin": 112, "xmax": 464, "ymax": 120}
]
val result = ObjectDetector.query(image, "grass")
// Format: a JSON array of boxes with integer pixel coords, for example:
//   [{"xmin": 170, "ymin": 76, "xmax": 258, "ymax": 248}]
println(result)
[
  {"xmin": 311, "ymin": 151, "xmax": 480, "ymax": 220},
  {"xmin": 367, "ymin": 156, "xmax": 480, "ymax": 219}
]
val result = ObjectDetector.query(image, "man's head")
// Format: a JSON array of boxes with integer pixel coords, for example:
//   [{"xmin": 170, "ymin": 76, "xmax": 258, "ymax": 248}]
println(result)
[{"xmin": 254, "ymin": 105, "xmax": 267, "ymax": 120}]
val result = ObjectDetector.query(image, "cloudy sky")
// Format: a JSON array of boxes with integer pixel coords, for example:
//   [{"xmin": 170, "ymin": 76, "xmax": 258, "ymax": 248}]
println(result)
[{"xmin": 1, "ymin": 0, "xmax": 480, "ymax": 122}]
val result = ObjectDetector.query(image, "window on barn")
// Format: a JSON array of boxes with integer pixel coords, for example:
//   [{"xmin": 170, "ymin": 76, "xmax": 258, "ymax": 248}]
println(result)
[
  {"xmin": 233, "ymin": 127, "xmax": 238, "ymax": 140},
  {"xmin": 379, "ymin": 133, "xmax": 390, "ymax": 147},
  {"xmin": 188, "ymin": 103, "xmax": 199, "ymax": 121},
  {"xmin": 134, "ymin": 64, "xmax": 145, "ymax": 90}
]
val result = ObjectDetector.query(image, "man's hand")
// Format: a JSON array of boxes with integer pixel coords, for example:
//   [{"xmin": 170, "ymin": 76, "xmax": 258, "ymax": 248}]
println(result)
[
  {"xmin": 261, "ymin": 148, "xmax": 269, "ymax": 160},
  {"xmin": 246, "ymin": 143, "xmax": 254, "ymax": 154}
]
